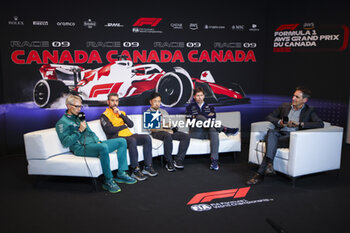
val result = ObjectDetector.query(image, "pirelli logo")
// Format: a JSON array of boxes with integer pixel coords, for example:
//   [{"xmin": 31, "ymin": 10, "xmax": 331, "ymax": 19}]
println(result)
[{"xmin": 133, "ymin": 18, "xmax": 162, "ymax": 27}]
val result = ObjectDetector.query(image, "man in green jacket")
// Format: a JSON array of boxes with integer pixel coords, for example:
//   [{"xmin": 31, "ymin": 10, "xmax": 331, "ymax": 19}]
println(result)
[{"xmin": 56, "ymin": 94, "xmax": 136, "ymax": 193}]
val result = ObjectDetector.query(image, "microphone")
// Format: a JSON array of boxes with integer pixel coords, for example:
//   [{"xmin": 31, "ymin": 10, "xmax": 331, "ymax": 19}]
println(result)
[{"xmin": 78, "ymin": 112, "xmax": 86, "ymax": 121}]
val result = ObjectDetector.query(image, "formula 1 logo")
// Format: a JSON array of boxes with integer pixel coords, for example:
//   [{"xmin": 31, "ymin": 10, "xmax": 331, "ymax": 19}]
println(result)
[
  {"xmin": 187, "ymin": 187, "xmax": 250, "ymax": 205},
  {"xmin": 186, "ymin": 187, "xmax": 273, "ymax": 212},
  {"xmin": 133, "ymin": 18, "xmax": 162, "ymax": 27},
  {"xmin": 275, "ymin": 24, "xmax": 299, "ymax": 31}
]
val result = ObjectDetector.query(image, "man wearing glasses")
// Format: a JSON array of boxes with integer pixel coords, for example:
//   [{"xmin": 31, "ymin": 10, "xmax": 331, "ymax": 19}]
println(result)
[{"xmin": 56, "ymin": 94, "xmax": 136, "ymax": 193}]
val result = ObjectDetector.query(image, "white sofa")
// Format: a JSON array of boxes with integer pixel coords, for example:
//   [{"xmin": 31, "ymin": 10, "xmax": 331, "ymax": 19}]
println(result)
[
  {"xmin": 24, "ymin": 111, "xmax": 241, "ymax": 178},
  {"xmin": 248, "ymin": 121, "xmax": 343, "ymax": 180}
]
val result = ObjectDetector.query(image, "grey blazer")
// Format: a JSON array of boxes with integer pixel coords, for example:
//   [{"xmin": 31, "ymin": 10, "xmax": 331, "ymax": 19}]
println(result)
[{"xmin": 266, "ymin": 103, "xmax": 324, "ymax": 130}]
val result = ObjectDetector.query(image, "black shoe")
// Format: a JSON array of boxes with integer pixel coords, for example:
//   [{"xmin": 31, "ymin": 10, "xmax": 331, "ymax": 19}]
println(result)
[
  {"xmin": 210, "ymin": 159, "xmax": 219, "ymax": 171},
  {"xmin": 265, "ymin": 163, "xmax": 276, "ymax": 176},
  {"xmin": 142, "ymin": 165, "xmax": 159, "ymax": 177},
  {"xmin": 131, "ymin": 167, "xmax": 147, "ymax": 181},
  {"xmin": 174, "ymin": 159, "xmax": 184, "ymax": 169},
  {"xmin": 246, "ymin": 173, "xmax": 264, "ymax": 185},
  {"xmin": 165, "ymin": 161, "xmax": 176, "ymax": 172},
  {"xmin": 224, "ymin": 127, "xmax": 239, "ymax": 136}
]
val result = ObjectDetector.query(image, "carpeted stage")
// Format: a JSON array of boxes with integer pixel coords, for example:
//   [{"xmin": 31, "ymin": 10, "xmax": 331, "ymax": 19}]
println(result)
[{"xmin": 1, "ymin": 143, "xmax": 349, "ymax": 233}]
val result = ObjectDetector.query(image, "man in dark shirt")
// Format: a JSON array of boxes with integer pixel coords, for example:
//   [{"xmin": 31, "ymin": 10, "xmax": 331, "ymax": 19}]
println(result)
[
  {"xmin": 246, "ymin": 86, "xmax": 324, "ymax": 185},
  {"xmin": 100, "ymin": 93, "xmax": 158, "ymax": 181},
  {"xmin": 185, "ymin": 87, "xmax": 238, "ymax": 170}
]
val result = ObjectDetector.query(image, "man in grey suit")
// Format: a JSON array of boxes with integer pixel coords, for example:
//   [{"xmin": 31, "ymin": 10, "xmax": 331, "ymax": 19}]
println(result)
[{"xmin": 246, "ymin": 86, "xmax": 324, "ymax": 185}]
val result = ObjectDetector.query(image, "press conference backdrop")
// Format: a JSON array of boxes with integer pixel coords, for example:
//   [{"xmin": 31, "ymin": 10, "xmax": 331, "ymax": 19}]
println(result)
[{"xmin": 0, "ymin": 1, "xmax": 349, "ymax": 154}]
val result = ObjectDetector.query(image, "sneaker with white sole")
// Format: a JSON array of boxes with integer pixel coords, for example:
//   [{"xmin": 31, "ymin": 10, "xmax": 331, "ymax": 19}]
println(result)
[
  {"xmin": 174, "ymin": 159, "xmax": 184, "ymax": 169},
  {"xmin": 142, "ymin": 165, "xmax": 158, "ymax": 177},
  {"xmin": 131, "ymin": 167, "xmax": 147, "ymax": 181},
  {"xmin": 210, "ymin": 159, "xmax": 219, "ymax": 171},
  {"xmin": 165, "ymin": 161, "xmax": 176, "ymax": 172}
]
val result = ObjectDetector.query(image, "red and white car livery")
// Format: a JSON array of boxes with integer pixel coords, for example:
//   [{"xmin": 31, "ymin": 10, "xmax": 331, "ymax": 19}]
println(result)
[{"xmin": 34, "ymin": 60, "xmax": 249, "ymax": 108}]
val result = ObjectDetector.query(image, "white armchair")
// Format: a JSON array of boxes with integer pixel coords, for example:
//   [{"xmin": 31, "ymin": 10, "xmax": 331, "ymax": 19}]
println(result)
[{"xmin": 248, "ymin": 121, "xmax": 343, "ymax": 180}]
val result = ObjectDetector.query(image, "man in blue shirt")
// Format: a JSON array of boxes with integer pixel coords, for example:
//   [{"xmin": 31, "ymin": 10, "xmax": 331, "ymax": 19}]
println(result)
[{"xmin": 185, "ymin": 87, "xmax": 238, "ymax": 170}]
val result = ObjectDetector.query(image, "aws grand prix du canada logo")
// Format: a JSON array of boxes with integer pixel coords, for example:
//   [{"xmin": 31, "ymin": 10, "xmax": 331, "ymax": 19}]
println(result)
[
  {"xmin": 273, "ymin": 23, "xmax": 349, "ymax": 52},
  {"xmin": 187, "ymin": 187, "xmax": 274, "ymax": 212}
]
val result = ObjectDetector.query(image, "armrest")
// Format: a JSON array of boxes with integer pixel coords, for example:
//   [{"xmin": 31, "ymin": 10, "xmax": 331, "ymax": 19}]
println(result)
[
  {"xmin": 287, "ymin": 126, "xmax": 343, "ymax": 177},
  {"xmin": 248, "ymin": 121, "xmax": 275, "ymax": 164},
  {"xmin": 296, "ymin": 125, "xmax": 342, "ymax": 133},
  {"xmin": 24, "ymin": 128, "xmax": 69, "ymax": 160},
  {"xmin": 323, "ymin": 121, "xmax": 331, "ymax": 128}
]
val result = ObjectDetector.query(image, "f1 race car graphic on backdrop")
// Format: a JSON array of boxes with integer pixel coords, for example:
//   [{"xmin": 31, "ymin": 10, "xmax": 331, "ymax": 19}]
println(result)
[{"xmin": 33, "ymin": 57, "xmax": 250, "ymax": 108}]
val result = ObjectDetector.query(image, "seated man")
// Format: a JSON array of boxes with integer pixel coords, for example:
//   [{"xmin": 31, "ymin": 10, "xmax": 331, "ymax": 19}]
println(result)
[
  {"xmin": 56, "ymin": 94, "xmax": 136, "ymax": 194},
  {"xmin": 147, "ymin": 92, "xmax": 190, "ymax": 171},
  {"xmin": 246, "ymin": 86, "xmax": 324, "ymax": 185},
  {"xmin": 185, "ymin": 87, "xmax": 239, "ymax": 170},
  {"xmin": 100, "ymin": 93, "xmax": 158, "ymax": 181}
]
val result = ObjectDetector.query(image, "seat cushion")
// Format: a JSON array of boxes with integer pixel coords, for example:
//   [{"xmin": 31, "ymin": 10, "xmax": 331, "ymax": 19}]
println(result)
[
  {"xmin": 25, "ymin": 111, "xmax": 241, "ymax": 177},
  {"xmin": 186, "ymin": 133, "xmax": 241, "ymax": 155},
  {"xmin": 27, "ymin": 152, "xmax": 118, "ymax": 177}
]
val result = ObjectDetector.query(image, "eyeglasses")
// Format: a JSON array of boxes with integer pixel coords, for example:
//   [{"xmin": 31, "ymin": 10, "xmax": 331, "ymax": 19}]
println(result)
[{"xmin": 71, "ymin": 104, "xmax": 83, "ymax": 109}]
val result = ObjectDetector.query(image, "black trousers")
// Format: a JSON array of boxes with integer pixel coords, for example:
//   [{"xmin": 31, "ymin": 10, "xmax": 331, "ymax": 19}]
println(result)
[
  {"xmin": 265, "ymin": 128, "xmax": 290, "ymax": 160},
  {"xmin": 152, "ymin": 131, "xmax": 190, "ymax": 162},
  {"xmin": 119, "ymin": 134, "xmax": 153, "ymax": 168},
  {"xmin": 189, "ymin": 114, "xmax": 221, "ymax": 160},
  {"xmin": 257, "ymin": 128, "xmax": 290, "ymax": 175}
]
